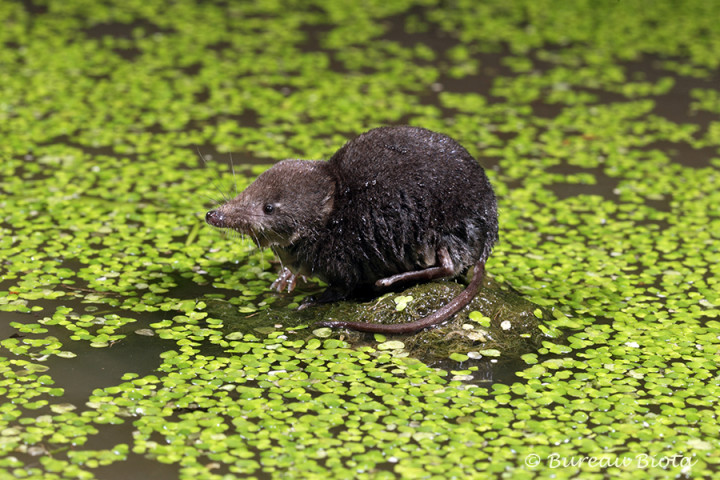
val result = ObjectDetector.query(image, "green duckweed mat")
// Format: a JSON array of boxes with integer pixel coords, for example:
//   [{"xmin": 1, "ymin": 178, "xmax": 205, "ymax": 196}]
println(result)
[{"xmin": 1, "ymin": 1, "xmax": 719, "ymax": 479}]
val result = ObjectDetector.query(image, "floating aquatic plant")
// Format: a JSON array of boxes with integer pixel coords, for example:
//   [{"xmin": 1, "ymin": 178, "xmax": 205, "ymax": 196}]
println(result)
[{"xmin": 1, "ymin": 0, "xmax": 719, "ymax": 478}]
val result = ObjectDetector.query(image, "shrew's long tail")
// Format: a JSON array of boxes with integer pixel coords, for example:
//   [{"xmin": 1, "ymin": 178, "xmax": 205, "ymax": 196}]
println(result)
[{"xmin": 316, "ymin": 260, "xmax": 485, "ymax": 334}]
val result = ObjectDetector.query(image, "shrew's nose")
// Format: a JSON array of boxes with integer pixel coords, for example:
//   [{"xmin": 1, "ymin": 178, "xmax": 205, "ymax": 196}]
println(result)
[{"xmin": 205, "ymin": 210, "xmax": 223, "ymax": 227}]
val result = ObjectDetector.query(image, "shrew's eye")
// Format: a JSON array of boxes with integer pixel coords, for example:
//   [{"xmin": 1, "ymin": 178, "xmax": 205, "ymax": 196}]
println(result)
[{"xmin": 263, "ymin": 204, "xmax": 275, "ymax": 214}]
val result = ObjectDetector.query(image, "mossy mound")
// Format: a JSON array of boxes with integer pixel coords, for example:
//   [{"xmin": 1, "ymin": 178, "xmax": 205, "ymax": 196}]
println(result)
[{"xmin": 210, "ymin": 275, "xmax": 549, "ymax": 363}]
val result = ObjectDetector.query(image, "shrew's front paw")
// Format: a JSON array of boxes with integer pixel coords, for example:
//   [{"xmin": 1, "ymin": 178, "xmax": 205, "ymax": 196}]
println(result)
[{"xmin": 271, "ymin": 267, "xmax": 298, "ymax": 293}]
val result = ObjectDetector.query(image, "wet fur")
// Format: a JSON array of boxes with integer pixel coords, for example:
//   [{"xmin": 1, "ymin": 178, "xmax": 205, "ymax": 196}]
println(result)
[{"xmin": 207, "ymin": 126, "xmax": 499, "ymax": 332}]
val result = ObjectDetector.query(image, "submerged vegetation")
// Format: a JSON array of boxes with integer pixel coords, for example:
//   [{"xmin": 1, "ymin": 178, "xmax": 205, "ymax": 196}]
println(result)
[{"xmin": 1, "ymin": 0, "xmax": 719, "ymax": 478}]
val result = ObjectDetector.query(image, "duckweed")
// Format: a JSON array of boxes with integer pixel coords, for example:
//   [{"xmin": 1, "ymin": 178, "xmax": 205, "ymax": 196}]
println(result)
[{"xmin": 1, "ymin": 0, "xmax": 719, "ymax": 479}]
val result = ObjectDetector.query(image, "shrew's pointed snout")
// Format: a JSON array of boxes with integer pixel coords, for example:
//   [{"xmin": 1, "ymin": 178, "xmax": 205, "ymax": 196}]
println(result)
[{"xmin": 206, "ymin": 209, "xmax": 224, "ymax": 227}]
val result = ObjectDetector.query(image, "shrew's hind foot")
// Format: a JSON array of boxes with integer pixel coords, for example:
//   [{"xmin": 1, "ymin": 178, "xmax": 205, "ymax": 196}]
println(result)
[
  {"xmin": 317, "ymin": 260, "xmax": 486, "ymax": 334},
  {"xmin": 375, "ymin": 247, "xmax": 455, "ymax": 289}
]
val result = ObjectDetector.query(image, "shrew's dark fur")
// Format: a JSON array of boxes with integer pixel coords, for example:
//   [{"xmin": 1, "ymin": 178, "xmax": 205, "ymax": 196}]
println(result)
[{"xmin": 206, "ymin": 126, "xmax": 498, "ymax": 334}]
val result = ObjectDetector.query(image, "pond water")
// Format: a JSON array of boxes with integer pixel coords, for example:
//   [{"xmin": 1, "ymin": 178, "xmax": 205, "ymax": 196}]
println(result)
[{"xmin": 1, "ymin": 1, "xmax": 719, "ymax": 479}]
